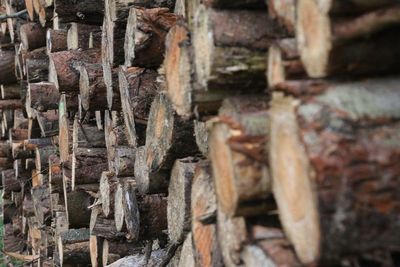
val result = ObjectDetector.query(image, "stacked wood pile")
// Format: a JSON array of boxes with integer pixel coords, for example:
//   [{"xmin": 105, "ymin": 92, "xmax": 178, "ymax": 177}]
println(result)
[{"xmin": 1, "ymin": 0, "xmax": 400, "ymax": 266}]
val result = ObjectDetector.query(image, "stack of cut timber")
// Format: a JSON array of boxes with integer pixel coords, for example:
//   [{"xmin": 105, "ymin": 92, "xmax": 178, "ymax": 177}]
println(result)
[{"xmin": 0, "ymin": 0, "xmax": 399, "ymax": 266}]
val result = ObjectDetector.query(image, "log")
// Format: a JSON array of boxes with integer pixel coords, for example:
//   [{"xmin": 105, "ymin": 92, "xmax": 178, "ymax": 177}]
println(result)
[
  {"xmin": 49, "ymin": 48, "xmax": 101, "ymax": 92},
  {"xmin": 242, "ymin": 225, "xmax": 301, "ymax": 267},
  {"xmin": 167, "ymin": 158, "xmax": 197, "ymax": 243},
  {"xmin": 99, "ymin": 171, "xmax": 118, "ymax": 217},
  {"xmin": 90, "ymin": 206, "xmax": 126, "ymax": 239},
  {"xmin": 194, "ymin": 120, "xmax": 208, "ymax": 156},
  {"xmin": 267, "ymin": 38, "xmax": 305, "ymax": 88},
  {"xmin": 112, "ymin": 146, "xmax": 136, "ymax": 177},
  {"xmin": 67, "ymin": 23, "xmax": 101, "ymax": 50},
  {"xmin": 134, "ymin": 146, "xmax": 169, "ymax": 194},
  {"xmin": 0, "ymin": 142, "xmax": 11, "ymax": 158},
  {"xmin": 124, "ymin": 7, "xmax": 177, "ymax": 68},
  {"xmin": 31, "ymin": 185, "xmax": 51, "ymax": 225},
  {"xmin": 267, "ymin": 0, "xmax": 296, "ymax": 33},
  {"xmin": 90, "ymin": 235, "xmax": 104, "ymax": 267},
  {"xmin": 57, "ymin": 229, "xmax": 91, "ymax": 265},
  {"xmin": 19, "ymin": 22, "xmax": 46, "ymax": 51},
  {"xmin": 0, "ymin": 99, "xmax": 22, "ymax": 110},
  {"xmin": 192, "ymin": 6, "xmax": 284, "ymax": 92},
  {"xmin": 297, "ymin": 2, "xmax": 400, "ymax": 77},
  {"xmin": 102, "ymin": 239, "xmax": 144, "ymax": 266},
  {"xmin": 203, "ymin": 0, "xmax": 266, "ymax": 9},
  {"xmin": 106, "ymin": 248, "xmax": 169, "ymax": 267},
  {"xmin": 63, "ymin": 147, "xmax": 108, "ymax": 189},
  {"xmin": 104, "ymin": 66, "xmax": 121, "ymax": 110},
  {"xmin": 36, "ymin": 110, "xmax": 59, "ymax": 137},
  {"xmin": 79, "ymin": 63, "xmax": 109, "ymax": 111},
  {"xmin": 269, "ymin": 78, "xmax": 400, "ymax": 265},
  {"xmin": 28, "ymin": 84, "xmax": 56, "ymax": 115},
  {"xmin": 114, "ymin": 179, "xmax": 168, "ymax": 240},
  {"xmin": 35, "ymin": 145, "xmax": 57, "ymax": 172},
  {"xmin": 26, "ymin": 56, "xmax": 49, "ymax": 83},
  {"xmin": 145, "ymin": 92, "xmax": 198, "ymax": 172},
  {"xmin": 104, "ymin": 110, "xmax": 129, "ymax": 168},
  {"xmin": 72, "ymin": 117, "xmax": 106, "ymax": 148},
  {"xmin": 54, "ymin": 0, "xmax": 104, "ymax": 25},
  {"xmin": 178, "ymin": 233, "xmax": 196, "ymax": 267},
  {"xmin": 1, "ymin": 84, "xmax": 20, "ymax": 99},
  {"xmin": 2, "ymin": 169, "xmax": 21, "ymax": 192},
  {"xmin": 66, "ymin": 190, "xmax": 93, "ymax": 228},
  {"xmin": 118, "ymin": 66, "xmax": 159, "ymax": 146},
  {"xmin": 46, "ymin": 29, "xmax": 68, "ymax": 54},
  {"xmin": 217, "ymin": 210, "xmax": 247, "ymax": 267},
  {"xmin": 209, "ymin": 96, "xmax": 272, "ymax": 217},
  {"xmin": 12, "ymin": 142, "xmax": 35, "ymax": 159}
]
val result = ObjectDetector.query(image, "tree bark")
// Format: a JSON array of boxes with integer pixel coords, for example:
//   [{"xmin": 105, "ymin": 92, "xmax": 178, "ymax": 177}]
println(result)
[
  {"xmin": 54, "ymin": 0, "xmax": 104, "ymax": 25},
  {"xmin": 46, "ymin": 29, "xmax": 68, "ymax": 54},
  {"xmin": 79, "ymin": 63, "xmax": 109, "ymax": 111},
  {"xmin": 1, "ymin": 84, "xmax": 21, "ymax": 100},
  {"xmin": 209, "ymin": 96, "xmax": 272, "ymax": 217},
  {"xmin": 192, "ymin": 6, "xmax": 285, "ymax": 92},
  {"xmin": 57, "ymin": 229, "xmax": 91, "ymax": 265},
  {"xmin": 297, "ymin": 2, "xmax": 400, "ymax": 77},
  {"xmin": 118, "ymin": 66, "xmax": 159, "ymax": 146},
  {"xmin": 19, "ymin": 22, "xmax": 46, "ymax": 51},
  {"xmin": 269, "ymin": 78, "xmax": 400, "ymax": 265},
  {"xmin": 67, "ymin": 23, "xmax": 102, "ymax": 50},
  {"xmin": 145, "ymin": 92, "xmax": 198, "ymax": 172},
  {"xmin": 49, "ymin": 48, "xmax": 101, "ymax": 92},
  {"xmin": 167, "ymin": 157, "xmax": 197, "ymax": 243},
  {"xmin": 102, "ymin": 239, "xmax": 144, "ymax": 266},
  {"xmin": 124, "ymin": 7, "xmax": 177, "ymax": 68}
]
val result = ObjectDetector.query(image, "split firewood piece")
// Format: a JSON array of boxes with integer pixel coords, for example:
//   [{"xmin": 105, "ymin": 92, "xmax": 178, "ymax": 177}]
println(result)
[
  {"xmin": 192, "ymin": 6, "xmax": 286, "ymax": 92},
  {"xmin": 242, "ymin": 225, "xmax": 301, "ymax": 267},
  {"xmin": 49, "ymin": 48, "xmax": 101, "ymax": 92},
  {"xmin": 67, "ymin": 23, "xmax": 102, "ymax": 50},
  {"xmin": 124, "ymin": 7, "xmax": 177, "ymax": 68},
  {"xmin": 26, "ymin": 82, "xmax": 58, "ymax": 113},
  {"xmin": 267, "ymin": 38, "xmax": 306, "ymax": 89},
  {"xmin": 178, "ymin": 233, "xmax": 196, "ymax": 267},
  {"xmin": 64, "ymin": 147, "xmax": 108, "ymax": 189},
  {"xmin": 118, "ymin": 66, "xmax": 159, "ymax": 146},
  {"xmin": 209, "ymin": 96, "xmax": 272, "ymax": 217},
  {"xmin": 203, "ymin": 0, "xmax": 266, "ymax": 9},
  {"xmin": 1, "ymin": 84, "xmax": 20, "ymax": 100},
  {"xmin": 267, "ymin": 0, "xmax": 296, "ymax": 34},
  {"xmin": 19, "ymin": 22, "xmax": 46, "ymax": 51},
  {"xmin": 168, "ymin": 157, "xmax": 197, "ymax": 243},
  {"xmin": 12, "ymin": 142, "xmax": 33, "ymax": 160},
  {"xmin": 99, "ymin": 171, "xmax": 118, "ymax": 217},
  {"xmin": 31, "ymin": 185, "xmax": 51, "ymax": 225},
  {"xmin": 90, "ymin": 206, "xmax": 126, "ymax": 239},
  {"xmin": 73, "ymin": 117, "xmax": 106, "ymax": 148},
  {"xmin": 36, "ymin": 110, "xmax": 59, "ymax": 137},
  {"xmin": 57, "ymin": 228, "xmax": 91, "ymax": 266},
  {"xmin": 114, "ymin": 178, "xmax": 168, "ymax": 240},
  {"xmin": 65, "ymin": 190, "xmax": 93, "ymax": 228},
  {"xmin": 297, "ymin": 1, "xmax": 400, "ymax": 77},
  {"xmin": 35, "ymin": 145, "xmax": 57, "ymax": 172},
  {"xmin": 32, "ymin": 0, "xmax": 52, "ymax": 26},
  {"xmin": 145, "ymin": 92, "xmax": 198, "ymax": 173},
  {"xmin": 269, "ymin": 78, "xmax": 400, "ymax": 265},
  {"xmin": 134, "ymin": 146, "xmax": 169, "ymax": 194},
  {"xmin": 54, "ymin": 0, "xmax": 104, "ymax": 25},
  {"xmin": 46, "ymin": 29, "xmax": 68, "ymax": 54},
  {"xmin": 79, "ymin": 63, "xmax": 109, "ymax": 111},
  {"xmin": 58, "ymin": 94, "xmax": 79, "ymax": 162},
  {"xmin": 102, "ymin": 239, "xmax": 144, "ymax": 266}
]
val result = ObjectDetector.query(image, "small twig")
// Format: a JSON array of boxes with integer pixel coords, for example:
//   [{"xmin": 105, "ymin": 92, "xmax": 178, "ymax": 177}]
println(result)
[{"xmin": 0, "ymin": 9, "xmax": 27, "ymax": 21}]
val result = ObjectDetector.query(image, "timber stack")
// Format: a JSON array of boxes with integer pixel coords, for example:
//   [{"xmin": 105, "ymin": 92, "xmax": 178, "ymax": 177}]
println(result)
[{"xmin": 0, "ymin": 0, "xmax": 400, "ymax": 266}]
